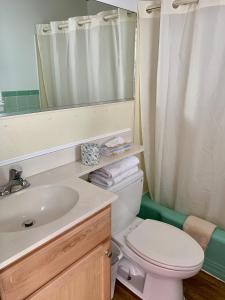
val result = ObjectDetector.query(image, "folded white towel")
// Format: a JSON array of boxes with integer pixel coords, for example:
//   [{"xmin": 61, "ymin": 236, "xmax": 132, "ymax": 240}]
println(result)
[
  {"xmin": 113, "ymin": 166, "xmax": 139, "ymax": 184},
  {"xmin": 93, "ymin": 156, "xmax": 139, "ymax": 179},
  {"xmin": 90, "ymin": 166, "xmax": 139, "ymax": 187},
  {"xmin": 101, "ymin": 143, "xmax": 131, "ymax": 157},
  {"xmin": 104, "ymin": 136, "xmax": 125, "ymax": 148},
  {"xmin": 89, "ymin": 173, "xmax": 114, "ymax": 187}
]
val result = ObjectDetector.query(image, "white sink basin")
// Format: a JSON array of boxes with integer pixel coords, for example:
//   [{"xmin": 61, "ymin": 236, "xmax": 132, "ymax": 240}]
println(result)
[{"xmin": 0, "ymin": 185, "xmax": 79, "ymax": 232}]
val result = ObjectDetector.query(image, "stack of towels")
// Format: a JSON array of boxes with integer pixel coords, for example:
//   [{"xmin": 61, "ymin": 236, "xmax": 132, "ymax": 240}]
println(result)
[
  {"xmin": 89, "ymin": 156, "xmax": 139, "ymax": 188},
  {"xmin": 101, "ymin": 136, "xmax": 131, "ymax": 157}
]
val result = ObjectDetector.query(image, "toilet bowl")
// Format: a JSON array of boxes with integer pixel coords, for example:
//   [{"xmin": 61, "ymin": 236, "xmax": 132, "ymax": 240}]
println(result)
[
  {"xmin": 100, "ymin": 170, "xmax": 204, "ymax": 299},
  {"xmin": 113, "ymin": 218, "xmax": 204, "ymax": 300}
]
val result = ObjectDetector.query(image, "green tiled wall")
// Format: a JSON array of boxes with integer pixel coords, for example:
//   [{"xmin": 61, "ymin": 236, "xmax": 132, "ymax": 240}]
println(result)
[{"xmin": 1, "ymin": 90, "xmax": 40, "ymax": 114}]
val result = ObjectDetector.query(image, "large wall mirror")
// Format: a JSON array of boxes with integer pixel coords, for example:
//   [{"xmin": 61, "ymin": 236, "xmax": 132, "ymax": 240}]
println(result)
[{"xmin": 0, "ymin": 0, "xmax": 137, "ymax": 117}]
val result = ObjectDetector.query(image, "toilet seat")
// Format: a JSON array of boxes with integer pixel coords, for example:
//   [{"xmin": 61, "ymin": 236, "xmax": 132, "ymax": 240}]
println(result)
[{"xmin": 126, "ymin": 219, "xmax": 204, "ymax": 271}]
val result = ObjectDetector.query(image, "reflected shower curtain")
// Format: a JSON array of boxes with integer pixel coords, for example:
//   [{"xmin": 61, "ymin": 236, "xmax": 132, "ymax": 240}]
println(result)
[
  {"xmin": 36, "ymin": 9, "xmax": 136, "ymax": 108},
  {"xmin": 138, "ymin": 0, "xmax": 225, "ymax": 228}
]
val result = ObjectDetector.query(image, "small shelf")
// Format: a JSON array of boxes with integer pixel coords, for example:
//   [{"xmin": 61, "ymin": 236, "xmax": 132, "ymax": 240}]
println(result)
[{"xmin": 74, "ymin": 144, "xmax": 144, "ymax": 177}]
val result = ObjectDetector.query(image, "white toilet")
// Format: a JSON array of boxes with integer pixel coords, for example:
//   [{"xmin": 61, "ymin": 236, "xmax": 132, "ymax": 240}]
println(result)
[{"xmin": 107, "ymin": 170, "xmax": 204, "ymax": 300}]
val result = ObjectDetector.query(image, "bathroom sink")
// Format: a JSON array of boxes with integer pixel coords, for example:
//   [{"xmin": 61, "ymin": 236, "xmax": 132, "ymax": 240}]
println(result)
[{"xmin": 0, "ymin": 185, "xmax": 79, "ymax": 232}]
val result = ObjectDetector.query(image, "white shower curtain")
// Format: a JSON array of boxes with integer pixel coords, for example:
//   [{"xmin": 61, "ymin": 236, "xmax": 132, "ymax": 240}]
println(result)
[
  {"xmin": 138, "ymin": 0, "xmax": 225, "ymax": 229},
  {"xmin": 36, "ymin": 9, "xmax": 136, "ymax": 108}
]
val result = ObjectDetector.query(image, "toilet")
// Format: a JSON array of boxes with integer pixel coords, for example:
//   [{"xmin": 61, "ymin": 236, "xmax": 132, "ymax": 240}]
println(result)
[{"xmin": 107, "ymin": 170, "xmax": 204, "ymax": 300}]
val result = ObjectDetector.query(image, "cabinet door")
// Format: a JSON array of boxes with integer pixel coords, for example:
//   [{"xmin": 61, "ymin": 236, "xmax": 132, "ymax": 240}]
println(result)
[{"xmin": 27, "ymin": 240, "xmax": 111, "ymax": 300}]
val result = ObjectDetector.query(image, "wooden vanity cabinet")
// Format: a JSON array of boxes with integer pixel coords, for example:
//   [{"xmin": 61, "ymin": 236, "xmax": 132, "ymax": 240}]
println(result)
[
  {"xmin": 0, "ymin": 206, "xmax": 111, "ymax": 300},
  {"xmin": 27, "ymin": 240, "xmax": 110, "ymax": 300}
]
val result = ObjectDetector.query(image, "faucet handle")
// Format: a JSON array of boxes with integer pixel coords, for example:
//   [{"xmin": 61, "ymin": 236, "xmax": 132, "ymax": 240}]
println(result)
[{"xmin": 9, "ymin": 166, "xmax": 23, "ymax": 181}]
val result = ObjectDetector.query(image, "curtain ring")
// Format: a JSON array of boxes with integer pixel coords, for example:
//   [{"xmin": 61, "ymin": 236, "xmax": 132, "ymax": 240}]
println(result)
[
  {"xmin": 58, "ymin": 24, "xmax": 68, "ymax": 30},
  {"xmin": 172, "ymin": 0, "xmax": 199, "ymax": 9},
  {"xmin": 43, "ymin": 28, "xmax": 50, "ymax": 33},
  {"xmin": 77, "ymin": 20, "xmax": 91, "ymax": 26},
  {"xmin": 103, "ymin": 15, "xmax": 118, "ymax": 21},
  {"xmin": 146, "ymin": 5, "xmax": 161, "ymax": 14}
]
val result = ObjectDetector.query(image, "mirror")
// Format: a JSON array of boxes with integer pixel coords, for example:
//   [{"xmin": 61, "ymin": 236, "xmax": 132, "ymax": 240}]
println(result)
[{"xmin": 0, "ymin": 0, "xmax": 137, "ymax": 117}]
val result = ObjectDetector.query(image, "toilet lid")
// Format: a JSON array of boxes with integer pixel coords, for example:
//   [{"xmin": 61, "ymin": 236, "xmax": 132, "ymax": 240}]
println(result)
[{"xmin": 126, "ymin": 219, "xmax": 204, "ymax": 269}]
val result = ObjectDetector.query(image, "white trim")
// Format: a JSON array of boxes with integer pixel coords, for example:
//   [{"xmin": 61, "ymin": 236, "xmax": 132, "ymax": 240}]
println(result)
[{"xmin": 0, "ymin": 128, "xmax": 131, "ymax": 167}]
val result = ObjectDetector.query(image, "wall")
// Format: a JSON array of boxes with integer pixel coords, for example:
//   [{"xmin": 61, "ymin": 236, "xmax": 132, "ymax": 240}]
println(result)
[
  {"xmin": 96, "ymin": 0, "xmax": 152, "ymax": 12},
  {"xmin": 0, "ymin": 0, "xmax": 87, "ymax": 91},
  {"xmin": 87, "ymin": 0, "xmax": 116, "ymax": 14},
  {"xmin": 0, "ymin": 101, "xmax": 135, "ymax": 180},
  {"xmin": 97, "ymin": 0, "xmax": 138, "ymax": 12}
]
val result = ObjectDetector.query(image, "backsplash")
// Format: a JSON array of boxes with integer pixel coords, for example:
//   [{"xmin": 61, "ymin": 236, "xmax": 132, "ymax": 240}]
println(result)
[
  {"xmin": 1, "ymin": 90, "xmax": 40, "ymax": 114},
  {"xmin": 0, "ymin": 129, "xmax": 132, "ymax": 185}
]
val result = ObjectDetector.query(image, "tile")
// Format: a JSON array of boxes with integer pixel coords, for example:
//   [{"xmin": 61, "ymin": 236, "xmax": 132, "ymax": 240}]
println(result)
[
  {"xmin": 29, "ymin": 90, "xmax": 39, "ymax": 95},
  {"xmin": 4, "ymin": 96, "xmax": 17, "ymax": 107},
  {"xmin": 2, "ymin": 90, "xmax": 40, "ymax": 114},
  {"xmin": 17, "ymin": 95, "xmax": 29, "ymax": 109},
  {"xmin": 28, "ymin": 95, "xmax": 40, "ymax": 109},
  {"xmin": 2, "ymin": 91, "xmax": 17, "ymax": 97},
  {"xmin": 2, "ymin": 89, "xmax": 40, "ymax": 97},
  {"xmin": 17, "ymin": 90, "xmax": 27, "ymax": 96}
]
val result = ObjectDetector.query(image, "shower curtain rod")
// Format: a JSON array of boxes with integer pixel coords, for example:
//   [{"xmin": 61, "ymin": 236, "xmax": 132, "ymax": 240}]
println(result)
[
  {"xmin": 42, "ymin": 11, "xmax": 134, "ymax": 33},
  {"xmin": 146, "ymin": 0, "xmax": 199, "ymax": 13}
]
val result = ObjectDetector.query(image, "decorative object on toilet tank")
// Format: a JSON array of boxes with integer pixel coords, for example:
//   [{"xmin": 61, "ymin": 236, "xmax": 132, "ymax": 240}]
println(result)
[{"xmin": 81, "ymin": 143, "xmax": 100, "ymax": 166}]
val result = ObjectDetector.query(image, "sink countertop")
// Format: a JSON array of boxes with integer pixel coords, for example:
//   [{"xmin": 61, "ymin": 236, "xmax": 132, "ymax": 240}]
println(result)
[{"xmin": 0, "ymin": 165, "xmax": 117, "ymax": 270}]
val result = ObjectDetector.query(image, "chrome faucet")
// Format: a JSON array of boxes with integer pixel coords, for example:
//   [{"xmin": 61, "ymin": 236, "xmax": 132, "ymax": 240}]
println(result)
[{"xmin": 0, "ymin": 167, "xmax": 30, "ymax": 196}]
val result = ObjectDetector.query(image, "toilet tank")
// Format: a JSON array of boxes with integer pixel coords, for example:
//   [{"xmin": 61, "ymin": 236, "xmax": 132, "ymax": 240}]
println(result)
[{"xmin": 108, "ymin": 170, "xmax": 144, "ymax": 235}]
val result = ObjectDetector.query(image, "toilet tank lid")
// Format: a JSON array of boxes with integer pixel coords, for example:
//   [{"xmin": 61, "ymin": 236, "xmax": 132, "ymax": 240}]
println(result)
[{"xmin": 107, "ymin": 170, "xmax": 143, "ymax": 192}]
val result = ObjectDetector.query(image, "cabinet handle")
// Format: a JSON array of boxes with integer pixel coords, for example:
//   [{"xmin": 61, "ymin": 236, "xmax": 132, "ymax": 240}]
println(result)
[{"xmin": 105, "ymin": 250, "xmax": 112, "ymax": 258}]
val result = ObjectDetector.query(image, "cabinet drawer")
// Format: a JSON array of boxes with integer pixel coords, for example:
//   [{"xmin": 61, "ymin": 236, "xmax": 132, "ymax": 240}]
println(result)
[{"xmin": 0, "ymin": 206, "xmax": 111, "ymax": 300}]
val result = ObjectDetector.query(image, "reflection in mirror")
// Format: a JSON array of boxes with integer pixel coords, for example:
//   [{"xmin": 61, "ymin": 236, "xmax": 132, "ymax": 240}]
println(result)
[{"xmin": 0, "ymin": 0, "xmax": 137, "ymax": 117}]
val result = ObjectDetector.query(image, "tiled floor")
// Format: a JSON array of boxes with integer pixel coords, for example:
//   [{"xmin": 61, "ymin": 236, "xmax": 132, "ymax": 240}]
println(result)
[{"xmin": 113, "ymin": 271, "xmax": 225, "ymax": 300}]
